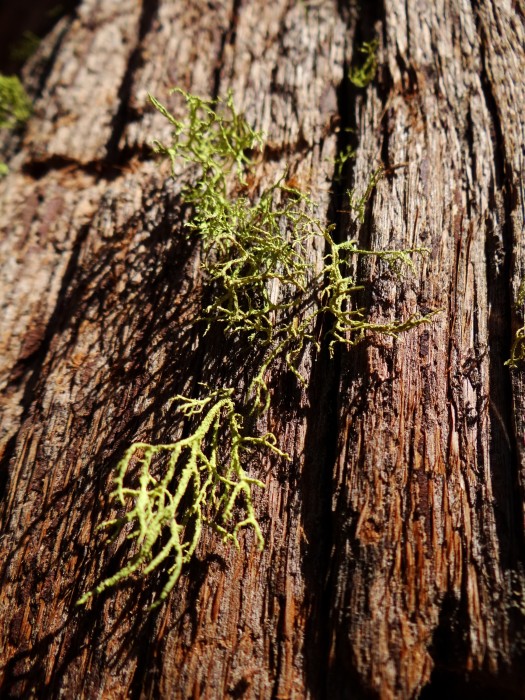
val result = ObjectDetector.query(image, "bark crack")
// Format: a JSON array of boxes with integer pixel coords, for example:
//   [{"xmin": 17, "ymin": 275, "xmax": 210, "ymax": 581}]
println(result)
[
  {"xmin": 21, "ymin": 148, "xmax": 150, "ymax": 181},
  {"xmin": 212, "ymin": 0, "xmax": 242, "ymax": 100},
  {"xmin": 320, "ymin": 3, "xmax": 389, "ymax": 698},
  {"xmin": 474, "ymin": 10, "xmax": 524, "ymax": 570},
  {"xmin": 104, "ymin": 0, "xmax": 160, "ymax": 162}
]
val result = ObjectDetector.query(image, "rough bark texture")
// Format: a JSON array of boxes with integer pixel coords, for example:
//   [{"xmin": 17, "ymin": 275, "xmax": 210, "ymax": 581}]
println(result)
[{"xmin": 0, "ymin": 1, "xmax": 524, "ymax": 699}]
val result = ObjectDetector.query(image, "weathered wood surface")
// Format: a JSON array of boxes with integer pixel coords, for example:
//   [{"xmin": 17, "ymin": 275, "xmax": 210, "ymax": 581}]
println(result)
[{"xmin": 0, "ymin": 1, "xmax": 523, "ymax": 698}]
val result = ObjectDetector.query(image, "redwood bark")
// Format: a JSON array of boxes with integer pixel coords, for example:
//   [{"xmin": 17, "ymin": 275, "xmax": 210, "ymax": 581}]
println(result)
[{"xmin": 0, "ymin": 1, "xmax": 524, "ymax": 699}]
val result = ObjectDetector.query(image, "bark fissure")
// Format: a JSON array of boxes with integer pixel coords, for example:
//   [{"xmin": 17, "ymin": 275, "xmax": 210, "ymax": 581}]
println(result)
[
  {"xmin": 475, "ymin": 14, "xmax": 524, "ymax": 569},
  {"xmin": 212, "ymin": 0, "xmax": 243, "ymax": 100},
  {"xmin": 311, "ymin": 12, "xmax": 372, "ymax": 689},
  {"xmin": 20, "ymin": 152, "xmax": 149, "ymax": 181},
  {"xmin": 300, "ymin": 43, "xmax": 360, "ymax": 700},
  {"xmin": 105, "ymin": 0, "xmax": 161, "ymax": 161},
  {"xmin": 26, "ymin": 11, "xmax": 79, "ymax": 106}
]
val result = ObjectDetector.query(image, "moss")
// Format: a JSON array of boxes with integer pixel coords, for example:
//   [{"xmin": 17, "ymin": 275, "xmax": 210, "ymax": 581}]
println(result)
[
  {"xmin": 0, "ymin": 74, "xmax": 31, "ymax": 175},
  {"xmin": 348, "ymin": 39, "xmax": 379, "ymax": 89},
  {"xmin": 9, "ymin": 31, "xmax": 41, "ymax": 64},
  {"xmin": 0, "ymin": 74, "xmax": 31, "ymax": 129}
]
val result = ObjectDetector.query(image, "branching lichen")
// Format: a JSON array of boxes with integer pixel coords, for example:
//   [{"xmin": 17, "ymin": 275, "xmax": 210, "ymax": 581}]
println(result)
[
  {"xmin": 150, "ymin": 90, "xmax": 313, "ymax": 343},
  {"xmin": 79, "ymin": 86, "xmax": 437, "ymax": 608},
  {"xmin": 322, "ymin": 228, "xmax": 431, "ymax": 354},
  {"xmin": 505, "ymin": 278, "xmax": 525, "ymax": 369},
  {"xmin": 196, "ymin": 181, "xmax": 313, "ymax": 341},
  {"xmin": 346, "ymin": 166, "xmax": 384, "ymax": 224},
  {"xmin": 332, "ymin": 143, "xmax": 356, "ymax": 181},
  {"xmin": 78, "ymin": 390, "xmax": 289, "ymax": 608},
  {"xmin": 149, "ymin": 89, "xmax": 261, "ymax": 186}
]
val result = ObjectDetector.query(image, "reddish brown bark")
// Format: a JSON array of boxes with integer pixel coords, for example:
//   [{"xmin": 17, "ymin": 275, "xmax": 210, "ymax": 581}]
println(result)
[{"xmin": 0, "ymin": 1, "xmax": 524, "ymax": 698}]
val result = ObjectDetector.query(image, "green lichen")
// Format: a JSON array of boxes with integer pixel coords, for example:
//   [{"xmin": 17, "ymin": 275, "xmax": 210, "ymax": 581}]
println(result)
[
  {"xmin": 149, "ymin": 89, "xmax": 261, "ymax": 186},
  {"xmin": 78, "ymin": 87, "xmax": 436, "ymax": 608},
  {"xmin": 149, "ymin": 89, "xmax": 324, "ymax": 409},
  {"xmin": 149, "ymin": 90, "xmax": 311, "ymax": 343},
  {"xmin": 78, "ymin": 390, "xmax": 290, "ymax": 609},
  {"xmin": 346, "ymin": 166, "xmax": 384, "ymax": 223},
  {"xmin": 322, "ymin": 228, "xmax": 431, "ymax": 354},
  {"xmin": 505, "ymin": 278, "xmax": 525, "ymax": 369},
  {"xmin": 194, "ymin": 181, "xmax": 313, "ymax": 341},
  {"xmin": 332, "ymin": 143, "xmax": 356, "ymax": 181}
]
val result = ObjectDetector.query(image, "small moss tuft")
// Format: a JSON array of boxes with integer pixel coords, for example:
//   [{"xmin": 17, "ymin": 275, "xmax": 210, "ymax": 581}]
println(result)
[
  {"xmin": 349, "ymin": 39, "xmax": 379, "ymax": 89},
  {"xmin": 505, "ymin": 279, "xmax": 525, "ymax": 369},
  {"xmin": 0, "ymin": 74, "xmax": 31, "ymax": 129},
  {"xmin": 0, "ymin": 74, "xmax": 31, "ymax": 175}
]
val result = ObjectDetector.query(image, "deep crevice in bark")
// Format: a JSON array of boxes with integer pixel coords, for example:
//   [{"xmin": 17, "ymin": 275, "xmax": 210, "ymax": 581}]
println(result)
[
  {"xmin": 421, "ymin": 667, "xmax": 524, "ymax": 700},
  {"xmin": 28, "ymin": 11, "xmax": 78, "ymax": 105},
  {"xmin": 322, "ymin": 3, "xmax": 390, "ymax": 698},
  {"xmin": 421, "ymin": 588, "xmax": 477, "ymax": 699},
  {"xmin": 300, "ymin": 338, "xmax": 340, "ymax": 699},
  {"xmin": 21, "ymin": 148, "xmax": 151, "ymax": 180},
  {"xmin": 105, "ymin": 0, "xmax": 160, "ymax": 163},
  {"xmin": 301, "ymin": 7, "xmax": 365, "ymax": 696},
  {"xmin": 0, "ymin": 0, "xmax": 80, "ymax": 75},
  {"xmin": 423, "ymin": 577, "xmax": 523, "ymax": 700},
  {"xmin": 476, "ymin": 18, "xmax": 524, "ymax": 572},
  {"xmin": 212, "ymin": 0, "xmax": 242, "ymax": 100}
]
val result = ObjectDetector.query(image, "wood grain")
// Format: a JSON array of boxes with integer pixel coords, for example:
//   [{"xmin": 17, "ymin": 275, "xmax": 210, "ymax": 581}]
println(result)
[{"xmin": 0, "ymin": 1, "xmax": 523, "ymax": 698}]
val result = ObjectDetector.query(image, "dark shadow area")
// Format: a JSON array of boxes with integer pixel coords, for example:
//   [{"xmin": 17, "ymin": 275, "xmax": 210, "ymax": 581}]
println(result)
[
  {"xmin": 421, "ymin": 669, "xmax": 525, "ymax": 700},
  {"xmin": 211, "ymin": 0, "xmax": 243, "ymax": 101},
  {"xmin": 0, "ymin": 177, "xmax": 230, "ymax": 695},
  {"xmin": 0, "ymin": 0, "xmax": 80, "ymax": 75},
  {"xmin": 0, "ymin": 157, "xmax": 329, "ymax": 694},
  {"xmin": 471, "ymin": 0, "xmax": 525, "ymax": 579},
  {"xmin": 126, "ymin": 551, "xmax": 228, "ymax": 700},
  {"xmin": 105, "ymin": 0, "xmax": 160, "ymax": 162},
  {"xmin": 21, "ymin": 153, "xmax": 151, "ymax": 182},
  {"xmin": 301, "ymin": 1, "xmax": 388, "ymax": 697},
  {"xmin": 420, "ymin": 585, "xmax": 525, "ymax": 699}
]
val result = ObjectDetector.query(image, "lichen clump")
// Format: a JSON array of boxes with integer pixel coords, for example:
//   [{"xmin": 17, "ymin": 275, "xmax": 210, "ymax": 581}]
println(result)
[{"xmin": 78, "ymin": 87, "xmax": 433, "ymax": 608}]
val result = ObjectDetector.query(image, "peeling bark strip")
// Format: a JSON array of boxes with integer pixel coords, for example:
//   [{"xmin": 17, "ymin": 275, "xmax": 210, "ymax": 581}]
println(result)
[{"xmin": 0, "ymin": 1, "xmax": 524, "ymax": 699}]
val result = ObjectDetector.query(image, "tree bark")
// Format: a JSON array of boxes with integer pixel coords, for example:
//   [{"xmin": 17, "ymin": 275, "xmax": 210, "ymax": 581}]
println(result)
[{"xmin": 0, "ymin": 1, "xmax": 524, "ymax": 699}]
